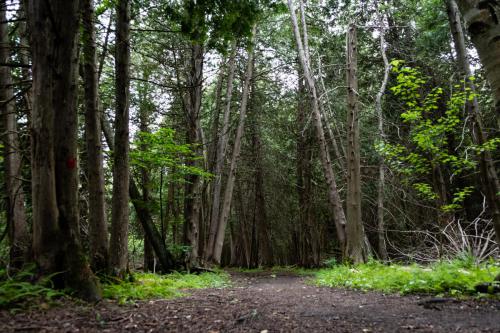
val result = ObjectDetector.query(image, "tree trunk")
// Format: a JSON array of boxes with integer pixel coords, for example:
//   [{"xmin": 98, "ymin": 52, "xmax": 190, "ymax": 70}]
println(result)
[
  {"xmin": 375, "ymin": 5, "xmax": 390, "ymax": 261},
  {"xmin": 81, "ymin": 0, "xmax": 109, "ymax": 272},
  {"xmin": 1, "ymin": 0, "xmax": 29, "ymax": 270},
  {"xmin": 212, "ymin": 26, "xmax": 257, "ymax": 265},
  {"xmin": 205, "ymin": 41, "xmax": 237, "ymax": 263},
  {"xmin": 450, "ymin": 0, "xmax": 500, "ymax": 271},
  {"xmin": 28, "ymin": 0, "xmax": 101, "ymax": 301},
  {"xmin": 288, "ymin": 0, "xmax": 347, "ymax": 254},
  {"xmin": 109, "ymin": 0, "xmax": 131, "ymax": 277},
  {"xmin": 346, "ymin": 24, "xmax": 368, "ymax": 264},
  {"xmin": 183, "ymin": 43, "xmax": 204, "ymax": 266},
  {"xmin": 101, "ymin": 114, "xmax": 176, "ymax": 273}
]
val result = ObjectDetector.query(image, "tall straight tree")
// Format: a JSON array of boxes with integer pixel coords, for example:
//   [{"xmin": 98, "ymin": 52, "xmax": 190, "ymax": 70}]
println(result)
[
  {"xmin": 1, "ymin": 0, "xmax": 29, "ymax": 270},
  {"xmin": 27, "ymin": 0, "xmax": 100, "ymax": 300},
  {"xmin": 205, "ymin": 41, "xmax": 238, "ymax": 263},
  {"xmin": 450, "ymin": 0, "xmax": 500, "ymax": 256},
  {"xmin": 81, "ymin": 0, "xmax": 109, "ymax": 272},
  {"xmin": 109, "ymin": 0, "xmax": 131, "ymax": 277},
  {"xmin": 212, "ymin": 25, "xmax": 257, "ymax": 265},
  {"xmin": 346, "ymin": 23, "xmax": 368, "ymax": 263},
  {"xmin": 288, "ymin": 0, "xmax": 347, "ymax": 254}
]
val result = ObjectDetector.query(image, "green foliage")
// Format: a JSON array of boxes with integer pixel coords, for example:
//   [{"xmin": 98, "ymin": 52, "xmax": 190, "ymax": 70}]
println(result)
[
  {"xmin": 376, "ymin": 61, "xmax": 480, "ymax": 212},
  {"xmin": 130, "ymin": 128, "xmax": 212, "ymax": 181},
  {"xmin": 0, "ymin": 267, "xmax": 64, "ymax": 311},
  {"xmin": 102, "ymin": 272, "xmax": 230, "ymax": 304},
  {"xmin": 314, "ymin": 259, "xmax": 500, "ymax": 296}
]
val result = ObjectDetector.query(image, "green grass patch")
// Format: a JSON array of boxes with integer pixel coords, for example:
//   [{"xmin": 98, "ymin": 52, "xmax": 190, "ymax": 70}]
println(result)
[
  {"xmin": 314, "ymin": 259, "xmax": 500, "ymax": 296},
  {"xmin": 102, "ymin": 271, "xmax": 230, "ymax": 304}
]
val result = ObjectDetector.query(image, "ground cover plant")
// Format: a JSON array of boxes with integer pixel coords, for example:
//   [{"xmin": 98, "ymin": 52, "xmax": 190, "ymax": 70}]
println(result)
[
  {"xmin": 314, "ymin": 258, "xmax": 500, "ymax": 296},
  {"xmin": 102, "ymin": 272, "xmax": 230, "ymax": 304}
]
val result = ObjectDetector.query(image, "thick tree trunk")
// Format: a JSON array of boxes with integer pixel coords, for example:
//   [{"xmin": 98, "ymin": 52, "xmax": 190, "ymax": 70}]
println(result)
[
  {"xmin": 450, "ymin": 0, "xmax": 500, "ymax": 266},
  {"xmin": 375, "ymin": 5, "xmax": 390, "ymax": 261},
  {"xmin": 183, "ymin": 43, "xmax": 204, "ymax": 265},
  {"xmin": 346, "ymin": 24, "xmax": 368, "ymax": 264},
  {"xmin": 212, "ymin": 26, "xmax": 257, "ymax": 265},
  {"xmin": 109, "ymin": 0, "xmax": 131, "ymax": 277},
  {"xmin": 81, "ymin": 0, "xmax": 109, "ymax": 272},
  {"xmin": 205, "ymin": 41, "xmax": 237, "ymax": 263},
  {"xmin": 288, "ymin": 0, "xmax": 347, "ymax": 254},
  {"xmin": 1, "ymin": 1, "xmax": 29, "ymax": 270},
  {"xmin": 28, "ymin": 0, "xmax": 101, "ymax": 301}
]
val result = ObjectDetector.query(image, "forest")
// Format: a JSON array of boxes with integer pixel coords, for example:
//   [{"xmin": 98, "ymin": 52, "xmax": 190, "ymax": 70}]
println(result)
[{"xmin": 0, "ymin": 0, "xmax": 499, "ymax": 331}]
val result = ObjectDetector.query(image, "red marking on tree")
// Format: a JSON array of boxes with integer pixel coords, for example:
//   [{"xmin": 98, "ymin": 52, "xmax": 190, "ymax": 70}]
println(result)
[{"xmin": 66, "ymin": 157, "xmax": 77, "ymax": 169}]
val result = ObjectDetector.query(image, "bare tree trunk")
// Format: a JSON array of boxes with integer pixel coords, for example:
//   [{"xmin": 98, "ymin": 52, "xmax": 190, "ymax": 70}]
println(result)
[
  {"xmin": 81, "ymin": 0, "xmax": 109, "ymax": 272},
  {"xmin": 183, "ymin": 43, "xmax": 204, "ymax": 266},
  {"xmin": 28, "ymin": 0, "xmax": 101, "ymax": 301},
  {"xmin": 375, "ymin": 5, "xmax": 390, "ymax": 261},
  {"xmin": 1, "ymin": 0, "xmax": 29, "ymax": 270},
  {"xmin": 102, "ymin": 115, "xmax": 176, "ymax": 273},
  {"xmin": 109, "ymin": 0, "xmax": 130, "ymax": 277},
  {"xmin": 205, "ymin": 41, "xmax": 237, "ymax": 263},
  {"xmin": 288, "ymin": 0, "xmax": 347, "ymax": 254},
  {"xmin": 212, "ymin": 26, "xmax": 257, "ymax": 265},
  {"xmin": 346, "ymin": 24, "xmax": 368, "ymax": 264},
  {"xmin": 450, "ymin": 1, "xmax": 500, "ymax": 276}
]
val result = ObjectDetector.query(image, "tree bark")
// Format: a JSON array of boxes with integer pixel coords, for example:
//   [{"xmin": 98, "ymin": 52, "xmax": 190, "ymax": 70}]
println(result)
[
  {"xmin": 109, "ymin": 0, "xmax": 131, "ymax": 277},
  {"xmin": 212, "ymin": 26, "xmax": 257, "ymax": 265},
  {"xmin": 205, "ymin": 41, "xmax": 238, "ymax": 263},
  {"xmin": 81, "ymin": 0, "xmax": 109, "ymax": 272},
  {"xmin": 288, "ymin": 0, "xmax": 347, "ymax": 254},
  {"xmin": 28, "ymin": 0, "xmax": 101, "ymax": 301},
  {"xmin": 183, "ymin": 43, "xmax": 204, "ymax": 265},
  {"xmin": 346, "ymin": 24, "xmax": 368, "ymax": 264},
  {"xmin": 450, "ymin": 0, "xmax": 500, "ymax": 258},
  {"xmin": 1, "ymin": 0, "xmax": 29, "ymax": 270},
  {"xmin": 375, "ymin": 5, "xmax": 390, "ymax": 261},
  {"xmin": 101, "ymin": 112, "xmax": 176, "ymax": 273}
]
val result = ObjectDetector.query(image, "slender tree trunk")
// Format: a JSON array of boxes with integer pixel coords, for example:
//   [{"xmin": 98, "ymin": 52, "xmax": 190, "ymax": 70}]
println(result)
[
  {"xmin": 288, "ymin": 0, "xmax": 347, "ymax": 254},
  {"xmin": 183, "ymin": 43, "xmax": 204, "ymax": 265},
  {"xmin": 101, "ymin": 114, "xmax": 176, "ymax": 273},
  {"xmin": 1, "ymin": 0, "xmax": 29, "ymax": 270},
  {"xmin": 212, "ymin": 26, "xmax": 257, "ymax": 265},
  {"xmin": 345, "ymin": 24, "xmax": 368, "ymax": 264},
  {"xmin": 81, "ymin": 0, "xmax": 109, "ymax": 272},
  {"xmin": 375, "ymin": 5, "xmax": 390, "ymax": 261},
  {"xmin": 205, "ymin": 41, "xmax": 237, "ymax": 262},
  {"xmin": 28, "ymin": 0, "xmax": 101, "ymax": 301},
  {"xmin": 109, "ymin": 0, "xmax": 130, "ymax": 277},
  {"xmin": 452, "ymin": 0, "xmax": 500, "ymax": 249}
]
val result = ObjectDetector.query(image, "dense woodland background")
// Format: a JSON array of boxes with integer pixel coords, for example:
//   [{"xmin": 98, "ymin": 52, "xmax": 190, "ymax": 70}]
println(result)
[{"xmin": 0, "ymin": 0, "xmax": 499, "ymax": 300}]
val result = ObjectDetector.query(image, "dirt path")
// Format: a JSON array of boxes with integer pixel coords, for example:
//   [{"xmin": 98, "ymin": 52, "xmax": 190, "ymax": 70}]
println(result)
[{"xmin": 1, "ymin": 272, "xmax": 499, "ymax": 332}]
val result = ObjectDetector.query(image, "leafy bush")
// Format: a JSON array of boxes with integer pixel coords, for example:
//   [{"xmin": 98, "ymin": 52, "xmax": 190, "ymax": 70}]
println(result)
[
  {"xmin": 0, "ymin": 268, "xmax": 64, "ymax": 311},
  {"xmin": 102, "ymin": 271, "xmax": 230, "ymax": 304},
  {"xmin": 314, "ymin": 259, "xmax": 500, "ymax": 296}
]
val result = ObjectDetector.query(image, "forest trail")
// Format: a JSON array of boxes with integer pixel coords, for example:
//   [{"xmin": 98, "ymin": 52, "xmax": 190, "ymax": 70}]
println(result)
[{"xmin": 2, "ymin": 272, "xmax": 500, "ymax": 333}]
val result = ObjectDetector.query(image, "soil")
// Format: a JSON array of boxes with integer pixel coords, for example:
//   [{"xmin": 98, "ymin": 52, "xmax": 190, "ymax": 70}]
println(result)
[{"xmin": 1, "ymin": 271, "xmax": 499, "ymax": 332}]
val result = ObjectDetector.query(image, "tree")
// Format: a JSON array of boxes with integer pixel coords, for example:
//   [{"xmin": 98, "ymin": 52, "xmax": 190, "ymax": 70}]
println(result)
[
  {"xmin": 212, "ymin": 25, "xmax": 258, "ymax": 265},
  {"xmin": 452, "ymin": 0, "xmax": 500, "ymax": 248},
  {"xmin": 109, "ymin": 0, "xmax": 131, "ymax": 277},
  {"xmin": 81, "ymin": 0, "xmax": 109, "ymax": 272},
  {"xmin": 27, "ymin": 0, "xmax": 101, "ymax": 300},
  {"xmin": 1, "ymin": 0, "xmax": 29, "ymax": 270}
]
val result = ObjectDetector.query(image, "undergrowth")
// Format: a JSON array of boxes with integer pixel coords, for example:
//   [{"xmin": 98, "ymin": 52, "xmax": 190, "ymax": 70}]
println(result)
[
  {"xmin": 0, "ymin": 268, "xmax": 64, "ymax": 311},
  {"xmin": 102, "ymin": 271, "xmax": 230, "ymax": 304},
  {"xmin": 314, "ymin": 258, "xmax": 500, "ymax": 296}
]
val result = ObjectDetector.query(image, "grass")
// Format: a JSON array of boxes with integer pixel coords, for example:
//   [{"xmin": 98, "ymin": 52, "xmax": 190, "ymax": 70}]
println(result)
[
  {"xmin": 102, "ymin": 271, "xmax": 230, "ymax": 304},
  {"xmin": 314, "ymin": 258, "xmax": 500, "ymax": 296},
  {"xmin": 230, "ymin": 265, "xmax": 316, "ymax": 276}
]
